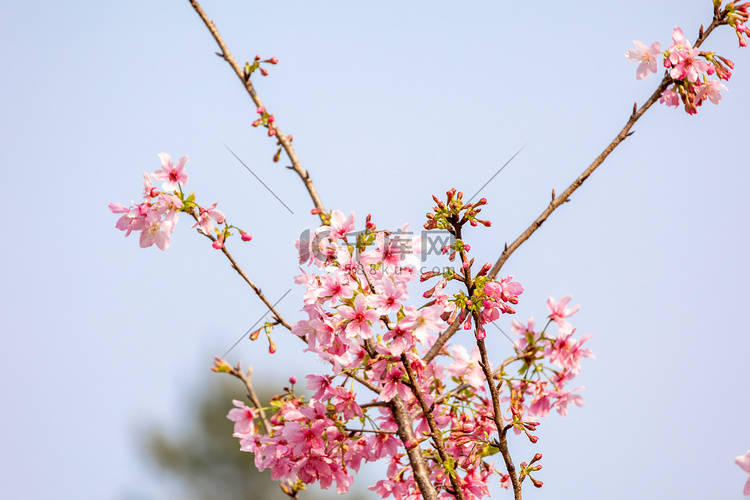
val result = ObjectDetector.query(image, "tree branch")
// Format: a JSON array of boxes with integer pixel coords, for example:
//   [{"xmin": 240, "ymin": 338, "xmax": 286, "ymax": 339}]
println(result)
[
  {"xmin": 188, "ymin": 0, "xmax": 326, "ymax": 217},
  {"xmin": 488, "ymin": 13, "xmax": 723, "ymax": 279}
]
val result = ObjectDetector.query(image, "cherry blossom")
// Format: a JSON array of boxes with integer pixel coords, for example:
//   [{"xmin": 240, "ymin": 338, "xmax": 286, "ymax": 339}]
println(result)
[
  {"xmin": 625, "ymin": 40, "xmax": 661, "ymax": 79},
  {"xmin": 152, "ymin": 152, "xmax": 188, "ymax": 191}
]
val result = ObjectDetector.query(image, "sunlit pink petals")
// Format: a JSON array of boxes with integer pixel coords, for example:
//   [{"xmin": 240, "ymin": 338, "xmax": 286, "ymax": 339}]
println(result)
[
  {"xmin": 152, "ymin": 153, "xmax": 188, "ymax": 191},
  {"xmin": 338, "ymin": 293, "xmax": 379, "ymax": 339},
  {"xmin": 329, "ymin": 210, "xmax": 356, "ymax": 239},
  {"xmin": 139, "ymin": 211, "xmax": 176, "ymax": 250},
  {"xmin": 694, "ymin": 79, "xmax": 728, "ymax": 105},
  {"xmin": 447, "ymin": 345, "xmax": 485, "ymax": 389},
  {"xmin": 625, "ymin": 40, "xmax": 661, "ymax": 79},
  {"xmin": 547, "ymin": 295, "xmax": 580, "ymax": 326},
  {"xmin": 227, "ymin": 399, "xmax": 257, "ymax": 434}
]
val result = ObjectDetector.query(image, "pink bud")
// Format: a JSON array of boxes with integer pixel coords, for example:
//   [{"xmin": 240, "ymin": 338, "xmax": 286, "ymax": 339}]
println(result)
[
  {"xmin": 475, "ymin": 326, "xmax": 486, "ymax": 340},
  {"xmin": 256, "ymin": 106, "xmax": 266, "ymax": 114},
  {"xmin": 405, "ymin": 439, "xmax": 418, "ymax": 449},
  {"xmin": 255, "ymin": 55, "xmax": 261, "ymax": 61},
  {"xmin": 240, "ymin": 231, "xmax": 253, "ymax": 242},
  {"xmin": 267, "ymin": 115, "xmax": 275, "ymax": 123},
  {"xmin": 260, "ymin": 68, "xmax": 269, "ymax": 76},
  {"xmin": 269, "ymin": 338, "xmax": 277, "ymax": 354},
  {"xmin": 212, "ymin": 235, "xmax": 224, "ymax": 249},
  {"xmin": 289, "ymin": 375, "xmax": 297, "ymax": 384},
  {"xmin": 268, "ymin": 127, "xmax": 276, "ymax": 137}
]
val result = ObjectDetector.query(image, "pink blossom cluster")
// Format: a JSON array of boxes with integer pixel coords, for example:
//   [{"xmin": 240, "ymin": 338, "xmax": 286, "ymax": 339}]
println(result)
[
  {"xmin": 226, "ymin": 204, "xmax": 594, "ymax": 499},
  {"xmin": 508, "ymin": 297, "xmax": 593, "ymax": 421},
  {"xmin": 109, "ymin": 153, "xmax": 251, "ymax": 250},
  {"xmin": 626, "ymin": 17, "xmax": 747, "ymax": 114}
]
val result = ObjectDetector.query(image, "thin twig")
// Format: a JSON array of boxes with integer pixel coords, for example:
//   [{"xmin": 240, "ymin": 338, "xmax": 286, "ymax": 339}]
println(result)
[
  {"xmin": 234, "ymin": 362, "xmax": 273, "ymax": 434},
  {"xmin": 188, "ymin": 209, "xmax": 293, "ymax": 331},
  {"xmin": 188, "ymin": 0, "xmax": 326, "ymax": 217}
]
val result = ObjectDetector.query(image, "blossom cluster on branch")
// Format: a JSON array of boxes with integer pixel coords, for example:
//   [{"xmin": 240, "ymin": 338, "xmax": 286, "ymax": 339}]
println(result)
[
  {"xmin": 109, "ymin": 153, "xmax": 251, "ymax": 251},
  {"xmin": 110, "ymin": 0, "xmax": 750, "ymax": 497},
  {"xmin": 213, "ymin": 190, "xmax": 595, "ymax": 499},
  {"xmin": 626, "ymin": 2, "xmax": 749, "ymax": 115}
]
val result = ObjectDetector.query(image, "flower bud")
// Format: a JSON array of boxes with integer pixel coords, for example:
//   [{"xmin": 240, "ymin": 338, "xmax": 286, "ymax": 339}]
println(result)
[
  {"xmin": 405, "ymin": 438, "xmax": 419, "ymax": 449},
  {"xmin": 260, "ymin": 68, "xmax": 269, "ymax": 76},
  {"xmin": 211, "ymin": 357, "xmax": 232, "ymax": 373},
  {"xmin": 268, "ymin": 338, "xmax": 277, "ymax": 354},
  {"xmin": 240, "ymin": 230, "xmax": 253, "ymax": 242},
  {"xmin": 531, "ymin": 477, "xmax": 543, "ymax": 488},
  {"xmin": 256, "ymin": 105, "xmax": 266, "ymax": 114},
  {"xmin": 289, "ymin": 375, "xmax": 297, "ymax": 385}
]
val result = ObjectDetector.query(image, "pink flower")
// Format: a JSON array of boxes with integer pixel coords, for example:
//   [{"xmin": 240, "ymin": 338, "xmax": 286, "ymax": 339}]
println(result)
[
  {"xmin": 669, "ymin": 46, "xmax": 709, "ymax": 83},
  {"xmin": 625, "ymin": 40, "xmax": 661, "ymax": 80},
  {"xmin": 109, "ymin": 203, "xmax": 147, "ymax": 236},
  {"xmin": 227, "ymin": 399, "xmax": 257, "ymax": 434},
  {"xmin": 660, "ymin": 88, "xmax": 680, "ymax": 107},
  {"xmin": 191, "ymin": 202, "xmax": 226, "ymax": 236},
  {"xmin": 370, "ymin": 277, "xmax": 407, "ymax": 315},
  {"xmin": 667, "ymin": 27, "xmax": 692, "ymax": 66},
  {"xmin": 551, "ymin": 387, "xmax": 585, "ymax": 417},
  {"xmin": 547, "ymin": 295, "xmax": 580, "ymax": 326},
  {"xmin": 694, "ymin": 80, "xmax": 728, "ymax": 106},
  {"xmin": 151, "ymin": 153, "xmax": 188, "ymax": 191},
  {"xmin": 139, "ymin": 211, "xmax": 176, "ymax": 250},
  {"xmin": 338, "ymin": 293, "xmax": 379, "ymax": 339},
  {"xmin": 736, "ymin": 450, "xmax": 750, "ymax": 496},
  {"xmin": 399, "ymin": 305, "xmax": 446, "ymax": 344},
  {"xmin": 446, "ymin": 345, "xmax": 485, "ymax": 389},
  {"xmin": 329, "ymin": 210, "xmax": 356, "ymax": 239}
]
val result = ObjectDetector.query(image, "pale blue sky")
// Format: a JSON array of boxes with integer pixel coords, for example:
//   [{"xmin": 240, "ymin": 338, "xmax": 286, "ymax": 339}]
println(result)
[{"xmin": 1, "ymin": 0, "xmax": 748, "ymax": 499}]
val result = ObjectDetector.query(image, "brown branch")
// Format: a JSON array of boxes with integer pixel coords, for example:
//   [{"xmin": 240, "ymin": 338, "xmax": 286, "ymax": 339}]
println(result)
[
  {"xmin": 475, "ymin": 333, "xmax": 523, "ymax": 500},
  {"xmin": 401, "ymin": 354, "xmax": 466, "ymax": 500},
  {"xmin": 488, "ymin": 13, "xmax": 723, "ymax": 280},
  {"xmin": 188, "ymin": 0, "xmax": 326, "ymax": 217},
  {"xmin": 388, "ymin": 395, "xmax": 439, "ymax": 500}
]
